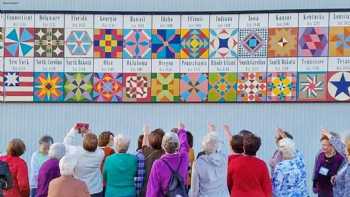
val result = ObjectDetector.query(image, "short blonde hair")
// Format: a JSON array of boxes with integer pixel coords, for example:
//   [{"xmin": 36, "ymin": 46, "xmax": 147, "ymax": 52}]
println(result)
[{"xmin": 278, "ymin": 138, "xmax": 296, "ymax": 160}]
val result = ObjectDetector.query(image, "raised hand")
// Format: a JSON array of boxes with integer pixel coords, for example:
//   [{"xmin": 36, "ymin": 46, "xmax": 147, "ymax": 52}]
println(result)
[
  {"xmin": 223, "ymin": 124, "xmax": 232, "ymax": 140},
  {"xmin": 208, "ymin": 123, "xmax": 216, "ymax": 133},
  {"xmin": 321, "ymin": 128, "xmax": 332, "ymax": 139}
]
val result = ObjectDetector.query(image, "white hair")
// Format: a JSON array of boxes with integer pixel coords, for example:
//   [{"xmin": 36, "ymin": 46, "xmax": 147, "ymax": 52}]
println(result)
[
  {"xmin": 59, "ymin": 155, "xmax": 78, "ymax": 176},
  {"xmin": 48, "ymin": 143, "xmax": 66, "ymax": 160},
  {"xmin": 278, "ymin": 138, "xmax": 296, "ymax": 160},
  {"xmin": 114, "ymin": 134, "xmax": 130, "ymax": 153},
  {"xmin": 201, "ymin": 133, "xmax": 219, "ymax": 154},
  {"xmin": 162, "ymin": 132, "xmax": 179, "ymax": 154}
]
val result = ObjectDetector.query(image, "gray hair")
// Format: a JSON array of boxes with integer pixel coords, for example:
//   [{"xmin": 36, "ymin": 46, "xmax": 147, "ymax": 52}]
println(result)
[
  {"xmin": 278, "ymin": 138, "xmax": 296, "ymax": 160},
  {"xmin": 162, "ymin": 132, "xmax": 179, "ymax": 154},
  {"xmin": 59, "ymin": 155, "xmax": 78, "ymax": 176},
  {"xmin": 114, "ymin": 134, "xmax": 130, "ymax": 153},
  {"xmin": 201, "ymin": 133, "xmax": 219, "ymax": 154},
  {"xmin": 48, "ymin": 143, "xmax": 66, "ymax": 160}
]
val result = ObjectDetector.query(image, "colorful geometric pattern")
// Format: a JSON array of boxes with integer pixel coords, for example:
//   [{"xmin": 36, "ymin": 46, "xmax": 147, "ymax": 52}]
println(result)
[
  {"xmin": 180, "ymin": 73, "xmax": 208, "ymax": 102},
  {"xmin": 0, "ymin": 70, "xmax": 3, "ymax": 101},
  {"xmin": 298, "ymin": 72, "xmax": 327, "ymax": 101},
  {"xmin": 64, "ymin": 73, "xmax": 93, "ymax": 102},
  {"xmin": 34, "ymin": 72, "xmax": 64, "ymax": 102},
  {"xmin": 34, "ymin": 28, "xmax": 64, "ymax": 57},
  {"xmin": 4, "ymin": 72, "xmax": 33, "ymax": 102},
  {"xmin": 123, "ymin": 29, "xmax": 151, "ymax": 59},
  {"xmin": 94, "ymin": 29, "xmax": 123, "ymax": 58},
  {"xmin": 268, "ymin": 28, "xmax": 298, "ymax": 57},
  {"xmin": 181, "ymin": 29, "xmax": 209, "ymax": 59},
  {"xmin": 0, "ymin": 28, "xmax": 3, "ymax": 56},
  {"xmin": 298, "ymin": 27, "xmax": 328, "ymax": 57},
  {"xmin": 209, "ymin": 28, "xmax": 238, "ymax": 58},
  {"xmin": 239, "ymin": 28, "xmax": 268, "ymax": 58},
  {"xmin": 5, "ymin": 28, "xmax": 34, "ymax": 57},
  {"xmin": 327, "ymin": 72, "xmax": 350, "ymax": 101},
  {"xmin": 123, "ymin": 73, "xmax": 151, "ymax": 102},
  {"xmin": 208, "ymin": 73, "xmax": 236, "ymax": 102},
  {"xmin": 329, "ymin": 27, "xmax": 350, "ymax": 57},
  {"xmin": 237, "ymin": 72, "xmax": 267, "ymax": 102},
  {"xmin": 65, "ymin": 30, "xmax": 93, "ymax": 56},
  {"xmin": 267, "ymin": 72, "xmax": 297, "ymax": 101},
  {"xmin": 152, "ymin": 29, "xmax": 181, "ymax": 59},
  {"xmin": 93, "ymin": 73, "xmax": 123, "ymax": 102},
  {"xmin": 151, "ymin": 73, "xmax": 180, "ymax": 102}
]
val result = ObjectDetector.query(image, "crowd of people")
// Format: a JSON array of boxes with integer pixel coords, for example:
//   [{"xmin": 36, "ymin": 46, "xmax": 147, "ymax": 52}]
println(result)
[{"xmin": 0, "ymin": 123, "xmax": 349, "ymax": 197}]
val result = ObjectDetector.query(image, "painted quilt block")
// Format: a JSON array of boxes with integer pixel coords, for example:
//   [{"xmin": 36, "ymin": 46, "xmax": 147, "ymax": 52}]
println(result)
[
  {"xmin": 298, "ymin": 72, "xmax": 327, "ymax": 101},
  {"xmin": 93, "ymin": 73, "xmax": 123, "ymax": 102},
  {"xmin": 209, "ymin": 28, "xmax": 238, "ymax": 58},
  {"xmin": 329, "ymin": 27, "xmax": 350, "ymax": 57},
  {"xmin": 237, "ymin": 72, "xmax": 267, "ymax": 102},
  {"xmin": 181, "ymin": 29, "xmax": 209, "ymax": 59},
  {"xmin": 65, "ymin": 30, "xmax": 93, "ymax": 57},
  {"xmin": 64, "ymin": 72, "xmax": 93, "ymax": 102},
  {"xmin": 94, "ymin": 29, "xmax": 123, "ymax": 58},
  {"xmin": 208, "ymin": 73, "xmax": 236, "ymax": 102},
  {"xmin": 239, "ymin": 28, "xmax": 268, "ymax": 58},
  {"xmin": 267, "ymin": 72, "xmax": 297, "ymax": 101},
  {"xmin": 0, "ymin": 71, "xmax": 3, "ymax": 101},
  {"xmin": 34, "ymin": 72, "xmax": 64, "ymax": 102},
  {"xmin": 327, "ymin": 71, "xmax": 350, "ymax": 101},
  {"xmin": 268, "ymin": 28, "xmax": 298, "ymax": 57},
  {"xmin": 152, "ymin": 29, "xmax": 181, "ymax": 59},
  {"xmin": 5, "ymin": 28, "xmax": 34, "ymax": 57},
  {"xmin": 123, "ymin": 73, "xmax": 151, "ymax": 102},
  {"xmin": 123, "ymin": 29, "xmax": 151, "ymax": 59},
  {"xmin": 34, "ymin": 28, "xmax": 64, "ymax": 57},
  {"xmin": 4, "ymin": 72, "xmax": 33, "ymax": 102},
  {"xmin": 298, "ymin": 27, "xmax": 328, "ymax": 57},
  {"xmin": 151, "ymin": 73, "xmax": 180, "ymax": 102},
  {"xmin": 0, "ymin": 28, "xmax": 3, "ymax": 56},
  {"xmin": 180, "ymin": 73, "xmax": 208, "ymax": 102}
]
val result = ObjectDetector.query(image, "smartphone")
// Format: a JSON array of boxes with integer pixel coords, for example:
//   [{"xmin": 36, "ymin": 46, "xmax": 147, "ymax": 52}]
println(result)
[{"xmin": 75, "ymin": 123, "xmax": 89, "ymax": 130}]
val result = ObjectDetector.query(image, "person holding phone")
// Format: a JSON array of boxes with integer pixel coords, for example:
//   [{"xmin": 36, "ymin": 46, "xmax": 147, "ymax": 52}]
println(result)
[{"xmin": 63, "ymin": 123, "xmax": 90, "ymax": 155}]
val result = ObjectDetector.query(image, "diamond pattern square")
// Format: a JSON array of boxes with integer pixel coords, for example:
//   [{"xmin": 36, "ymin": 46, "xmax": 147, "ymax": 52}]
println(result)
[{"xmin": 239, "ymin": 28, "xmax": 268, "ymax": 58}]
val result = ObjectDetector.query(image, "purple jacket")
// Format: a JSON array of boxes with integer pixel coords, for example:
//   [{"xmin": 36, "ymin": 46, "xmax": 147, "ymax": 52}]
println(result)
[
  {"xmin": 36, "ymin": 158, "xmax": 61, "ymax": 197},
  {"xmin": 146, "ymin": 129, "xmax": 189, "ymax": 197}
]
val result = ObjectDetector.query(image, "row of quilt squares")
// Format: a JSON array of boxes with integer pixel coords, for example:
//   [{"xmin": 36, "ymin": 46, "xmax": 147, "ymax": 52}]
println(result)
[
  {"xmin": 0, "ymin": 71, "xmax": 349, "ymax": 102},
  {"xmin": 1, "ymin": 26, "xmax": 350, "ymax": 59}
]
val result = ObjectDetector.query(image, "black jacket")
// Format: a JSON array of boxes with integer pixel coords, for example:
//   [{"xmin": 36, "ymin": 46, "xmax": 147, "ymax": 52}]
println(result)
[{"xmin": 0, "ymin": 161, "xmax": 12, "ymax": 197}]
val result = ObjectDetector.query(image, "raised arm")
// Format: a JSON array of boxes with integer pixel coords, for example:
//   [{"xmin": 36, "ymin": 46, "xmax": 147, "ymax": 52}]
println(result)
[
  {"xmin": 224, "ymin": 125, "xmax": 233, "ymax": 154},
  {"xmin": 142, "ymin": 125, "xmax": 150, "ymax": 147},
  {"xmin": 177, "ymin": 123, "xmax": 189, "ymax": 155}
]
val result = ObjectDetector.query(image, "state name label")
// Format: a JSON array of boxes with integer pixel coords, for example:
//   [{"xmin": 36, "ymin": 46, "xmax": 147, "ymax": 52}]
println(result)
[
  {"xmin": 269, "ymin": 13, "xmax": 298, "ymax": 28},
  {"xmin": 94, "ymin": 15, "xmax": 123, "ymax": 29},
  {"xmin": 6, "ymin": 13, "xmax": 34, "ymax": 27},
  {"xmin": 181, "ymin": 15, "xmax": 209, "ymax": 29},
  {"xmin": 34, "ymin": 58, "xmax": 64, "ymax": 72},
  {"xmin": 210, "ymin": 14, "xmax": 238, "ymax": 29},
  {"xmin": 297, "ymin": 57, "xmax": 328, "ymax": 72},
  {"xmin": 299, "ymin": 12, "xmax": 329, "ymax": 27},
  {"xmin": 94, "ymin": 59, "xmax": 123, "ymax": 73},
  {"xmin": 328, "ymin": 57, "xmax": 350, "ymax": 71},
  {"xmin": 238, "ymin": 58, "xmax": 267, "ymax": 72},
  {"xmin": 123, "ymin": 59, "xmax": 151, "ymax": 73},
  {"xmin": 64, "ymin": 58, "xmax": 93, "ymax": 72},
  {"xmin": 209, "ymin": 59, "xmax": 237, "ymax": 73},
  {"xmin": 123, "ymin": 15, "xmax": 152, "ymax": 29},
  {"xmin": 330, "ymin": 12, "xmax": 350, "ymax": 26},
  {"xmin": 180, "ymin": 59, "xmax": 208, "ymax": 73},
  {"xmin": 152, "ymin": 59, "xmax": 180, "ymax": 73},
  {"xmin": 239, "ymin": 14, "xmax": 268, "ymax": 29},
  {"xmin": 65, "ymin": 14, "xmax": 93, "ymax": 29},
  {"xmin": 35, "ymin": 14, "xmax": 64, "ymax": 28},
  {"xmin": 4, "ymin": 57, "xmax": 33, "ymax": 72},
  {"xmin": 153, "ymin": 15, "xmax": 180, "ymax": 29},
  {"xmin": 268, "ymin": 58, "xmax": 297, "ymax": 72}
]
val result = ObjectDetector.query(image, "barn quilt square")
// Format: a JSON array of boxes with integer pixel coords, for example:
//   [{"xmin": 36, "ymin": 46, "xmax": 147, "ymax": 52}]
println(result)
[
  {"xmin": 181, "ymin": 29, "xmax": 209, "ymax": 59},
  {"xmin": 93, "ymin": 73, "xmax": 123, "ymax": 102},
  {"xmin": 237, "ymin": 72, "xmax": 267, "ymax": 102},
  {"xmin": 0, "ymin": 71, "xmax": 3, "ymax": 101},
  {"xmin": 268, "ymin": 28, "xmax": 298, "ymax": 57},
  {"xmin": 239, "ymin": 28, "xmax": 268, "ymax": 58},
  {"xmin": 5, "ymin": 27, "xmax": 34, "ymax": 57},
  {"xmin": 34, "ymin": 72, "xmax": 64, "ymax": 102},
  {"xmin": 329, "ymin": 27, "xmax": 350, "ymax": 57},
  {"xmin": 298, "ymin": 27, "xmax": 328, "ymax": 57},
  {"xmin": 34, "ymin": 28, "xmax": 64, "ymax": 57},
  {"xmin": 327, "ymin": 71, "xmax": 350, "ymax": 101},
  {"xmin": 94, "ymin": 29, "xmax": 123, "ymax": 58},
  {"xmin": 0, "ymin": 27, "xmax": 3, "ymax": 56},
  {"xmin": 123, "ymin": 29, "xmax": 151, "ymax": 59},
  {"xmin": 65, "ymin": 30, "xmax": 93, "ymax": 57},
  {"xmin": 208, "ymin": 73, "xmax": 237, "ymax": 102},
  {"xmin": 4, "ymin": 71, "xmax": 33, "ymax": 102},
  {"xmin": 267, "ymin": 72, "xmax": 297, "ymax": 101},
  {"xmin": 297, "ymin": 72, "xmax": 327, "ymax": 101},
  {"xmin": 152, "ymin": 29, "xmax": 181, "ymax": 59},
  {"xmin": 123, "ymin": 73, "xmax": 151, "ymax": 102},
  {"xmin": 209, "ymin": 28, "xmax": 238, "ymax": 58},
  {"xmin": 64, "ymin": 72, "xmax": 93, "ymax": 102},
  {"xmin": 180, "ymin": 73, "xmax": 208, "ymax": 102},
  {"xmin": 151, "ymin": 73, "xmax": 180, "ymax": 102}
]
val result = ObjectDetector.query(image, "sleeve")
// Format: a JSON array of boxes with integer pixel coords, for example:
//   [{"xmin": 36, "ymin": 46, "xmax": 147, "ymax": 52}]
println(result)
[
  {"xmin": 272, "ymin": 164, "xmax": 283, "ymax": 197},
  {"xmin": 18, "ymin": 160, "xmax": 30, "ymax": 197},
  {"xmin": 178, "ymin": 129, "xmax": 190, "ymax": 155},
  {"xmin": 146, "ymin": 161, "xmax": 161, "ymax": 197},
  {"xmin": 227, "ymin": 158, "xmax": 233, "ymax": 194},
  {"xmin": 29, "ymin": 152, "xmax": 39, "ymax": 188},
  {"xmin": 103, "ymin": 158, "xmax": 108, "ymax": 182},
  {"xmin": 330, "ymin": 136, "xmax": 347, "ymax": 159},
  {"xmin": 312, "ymin": 154, "xmax": 320, "ymax": 193},
  {"xmin": 189, "ymin": 161, "xmax": 199, "ymax": 197},
  {"xmin": 134, "ymin": 153, "xmax": 145, "ymax": 194},
  {"xmin": 261, "ymin": 163, "xmax": 272, "ymax": 197}
]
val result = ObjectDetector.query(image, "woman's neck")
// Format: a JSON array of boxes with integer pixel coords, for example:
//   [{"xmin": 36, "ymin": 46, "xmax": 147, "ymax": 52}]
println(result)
[{"xmin": 325, "ymin": 150, "xmax": 336, "ymax": 158}]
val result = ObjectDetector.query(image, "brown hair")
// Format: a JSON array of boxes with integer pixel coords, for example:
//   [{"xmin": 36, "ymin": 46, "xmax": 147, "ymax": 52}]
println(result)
[
  {"xmin": 320, "ymin": 135, "xmax": 329, "ymax": 142},
  {"xmin": 231, "ymin": 134, "xmax": 244, "ymax": 154},
  {"xmin": 149, "ymin": 129, "xmax": 165, "ymax": 150},
  {"xmin": 98, "ymin": 131, "xmax": 114, "ymax": 147},
  {"xmin": 243, "ymin": 134, "xmax": 261, "ymax": 156},
  {"xmin": 83, "ymin": 133, "xmax": 98, "ymax": 152},
  {"xmin": 137, "ymin": 134, "xmax": 144, "ymax": 151},
  {"xmin": 7, "ymin": 138, "xmax": 26, "ymax": 157}
]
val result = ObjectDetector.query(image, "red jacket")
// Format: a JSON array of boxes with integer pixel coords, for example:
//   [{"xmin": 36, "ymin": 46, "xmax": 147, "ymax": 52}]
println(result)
[
  {"xmin": 227, "ymin": 155, "xmax": 272, "ymax": 197},
  {"xmin": 0, "ymin": 155, "xmax": 30, "ymax": 197}
]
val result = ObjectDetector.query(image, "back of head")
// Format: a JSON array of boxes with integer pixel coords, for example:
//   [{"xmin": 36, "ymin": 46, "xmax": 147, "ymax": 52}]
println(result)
[
  {"xmin": 239, "ymin": 129, "xmax": 254, "ymax": 139},
  {"xmin": 137, "ymin": 134, "xmax": 144, "ymax": 151},
  {"xmin": 98, "ymin": 131, "xmax": 114, "ymax": 147},
  {"xmin": 7, "ymin": 138, "xmax": 26, "ymax": 157},
  {"xmin": 149, "ymin": 128, "xmax": 165, "ymax": 150},
  {"xmin": 39, "ymin": 135, "xmax": 54, "ymax": 145},
  {"xmin": 231, "ymin": 134, "xmax": 244, "ymax": 154},
  {"xmin": 201, "ymin": 133, "xmax": 219, "ymax": 154},
  {"xmin": 114, "ymin": 134, "xmax": 130, "ymax": 153},
  {"xmin": 59, "ymin": 155, "xmax": 78, "ymax": 176},
  {"xmin": 243, "ymin": 134, "xmax": 261, "ymax": 156},
  {"xmin": 186, "ymin": 131, "xmax": 194, "ymax": 148},
  {"xmin": 83, "ymin": 133, "xmax": 98, "ymax": 152},
  {"xmin": 48, "ymin": 143, "xmax": 66, "ymax": 160},
  {"xmin": 162, "ymin": 132, "xmax": 179, "ymax": 154},
  {"xmin": 278, "ymin": 138, "xmax": 296, "ymax": 160}
]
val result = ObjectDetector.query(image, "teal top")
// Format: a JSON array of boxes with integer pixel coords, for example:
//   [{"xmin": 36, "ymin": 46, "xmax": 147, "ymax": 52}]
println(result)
[{"xmin": 103, "ymin": 153, "xmax": 137, "ymax": 197}]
